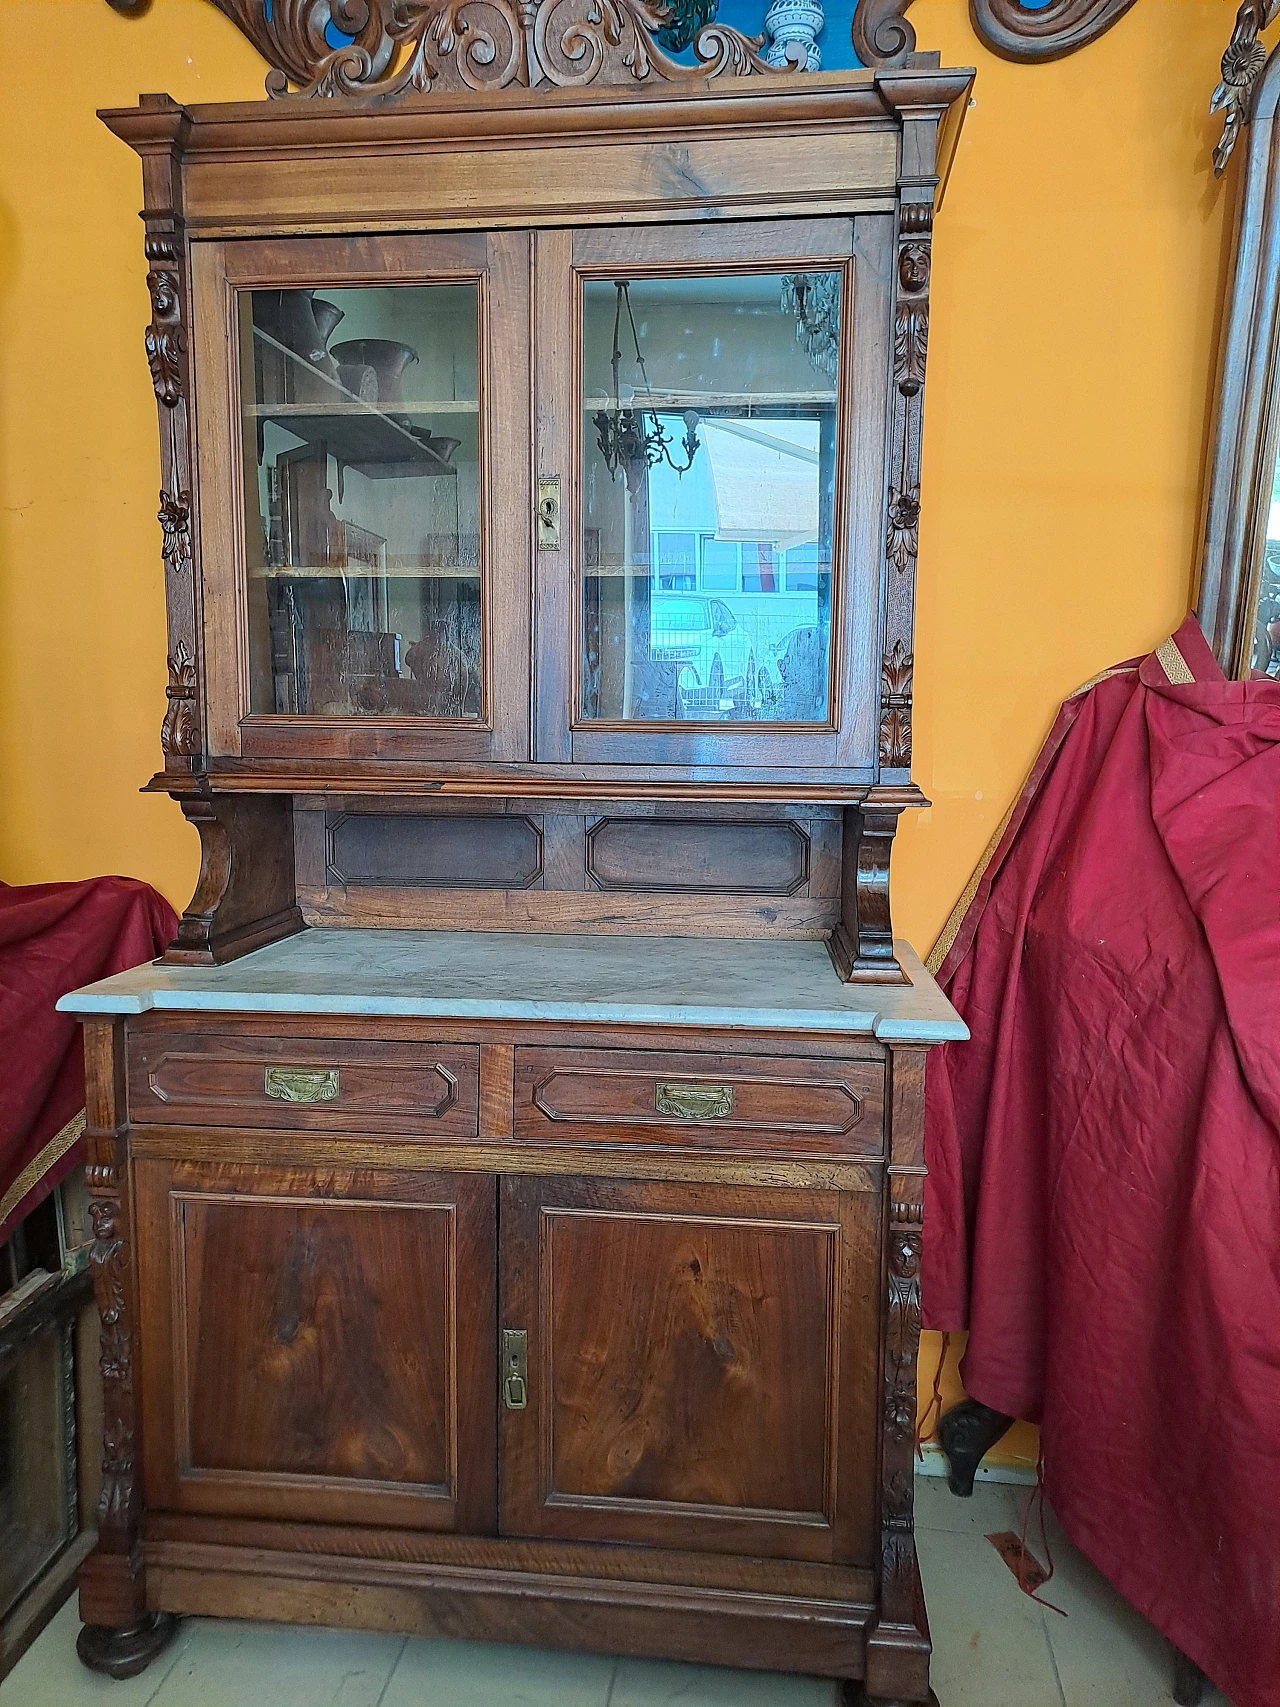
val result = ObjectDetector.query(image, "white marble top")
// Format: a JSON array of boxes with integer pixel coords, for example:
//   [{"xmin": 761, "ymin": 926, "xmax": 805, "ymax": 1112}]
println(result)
[{"xmin": 57, "ymin": 929, "xmax": 967, "ymax": 1043}]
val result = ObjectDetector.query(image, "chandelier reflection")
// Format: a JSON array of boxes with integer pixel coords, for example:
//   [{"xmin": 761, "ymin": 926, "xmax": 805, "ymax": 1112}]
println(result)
[{"xmin": 593, "ymin": 280, "xmax": 700, "ymax": 483}]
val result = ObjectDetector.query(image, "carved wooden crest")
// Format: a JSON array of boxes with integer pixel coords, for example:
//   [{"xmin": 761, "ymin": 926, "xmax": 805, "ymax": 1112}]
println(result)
[{"xmin": 197, "ymin": 0, "xmax": 773, "ymax": 98}]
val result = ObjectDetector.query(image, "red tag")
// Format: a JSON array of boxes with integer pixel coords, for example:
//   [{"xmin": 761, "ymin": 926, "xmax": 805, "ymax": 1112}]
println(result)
[{"xmin": 986, "ymin": 1530, "xmax": 1050, "ymax": 1593}]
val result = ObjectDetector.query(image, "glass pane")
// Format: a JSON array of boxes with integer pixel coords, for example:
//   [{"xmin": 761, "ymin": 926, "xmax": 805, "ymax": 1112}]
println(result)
[
  {"xmin": 1252, "ymin": 439, "xmax": 1280, "ymax": 676},
  {"xmin": 240, "ymin": 284, "xmax": 482, "ymax": 718},
  {"xmin": 580, "ymin": 271, "xmax": 840, "ymax": 724}
]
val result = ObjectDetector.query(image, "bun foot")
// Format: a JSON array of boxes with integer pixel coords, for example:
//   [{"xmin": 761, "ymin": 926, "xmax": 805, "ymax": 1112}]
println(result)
[
  {"xmin": 937, "ymin": 1398, "xmax": 1016, "ymax": 1496},
  {"xmin": 1172, "ymin": 1648, "xmax": 1207, "ymax": 1706},
  {"xmin": 77, "ymin": 1613, "xmax": 180, "ymax": 1679}
]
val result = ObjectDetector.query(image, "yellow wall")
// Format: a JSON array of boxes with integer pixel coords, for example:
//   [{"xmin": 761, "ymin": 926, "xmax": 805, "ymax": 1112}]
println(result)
[{"xmin": 0, "ymin": 1, "xmax": 1244, "ymax": 1466}]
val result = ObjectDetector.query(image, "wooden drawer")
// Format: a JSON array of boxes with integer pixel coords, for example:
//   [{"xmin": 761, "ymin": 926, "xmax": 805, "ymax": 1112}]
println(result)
[
  {"xmin": 128, "ymin": 1030, "xmax": 479, "ymax": 1136},
  {"xmin": 514, "ymin": 1048, "xmax": 883, "ymax": 1156}
]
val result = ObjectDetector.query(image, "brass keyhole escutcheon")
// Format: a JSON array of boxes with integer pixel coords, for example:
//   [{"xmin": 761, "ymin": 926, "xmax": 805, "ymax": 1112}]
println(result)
[
  {"xmin": 536, "ymin": 476, "xmax": 561, "ymax": 550},
  {"xmin": 502, "ymin": 1328, "xmax": 528, "ymax": 1410}
]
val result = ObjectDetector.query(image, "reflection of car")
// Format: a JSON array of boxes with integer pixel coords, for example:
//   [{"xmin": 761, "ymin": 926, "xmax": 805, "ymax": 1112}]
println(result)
[
  {"xmin": 758, "ymin": 625, "xmax": 829, "ymax": 722},
  {"xmin": 650, "ymin": 594, "xmax": 757, "ymax": 715}
]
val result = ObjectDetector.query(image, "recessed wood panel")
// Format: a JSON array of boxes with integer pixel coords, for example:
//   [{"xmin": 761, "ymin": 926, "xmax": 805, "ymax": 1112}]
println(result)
[
  {"xmin": 182, "ymin": 1195, "xmax": 453, "ymax": 1485},
  {"xmin": 129, "ymin": 1032, "xmax": 479, "ymax": 1136},
  {"xmin": 546, "ymin": 1208, "xmax": 833, "ymax": 1511},
  {"xmin": 585, "ymin": 818, "xmax": 809, "ymax": 895},
  {"xmin": 135, "ymin": 1161, "xmax": 497, "ymax": 1532},
  {"xmin": 515, "ymin": 1048, "xmax": 883, "ymax": 1157},
  {"xmin": 327, "ymin": 813, "xmax": 543, "ymax": 890},
  {"xmin": 500, "ymin": 1175, "xmax": 881, "ymax": 1563}
]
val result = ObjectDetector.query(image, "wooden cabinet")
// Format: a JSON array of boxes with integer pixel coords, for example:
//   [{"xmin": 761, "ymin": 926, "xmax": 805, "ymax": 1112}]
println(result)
[{"xmin": 68, "ymin": 12, "xmax": 972, "ymax": 1701}]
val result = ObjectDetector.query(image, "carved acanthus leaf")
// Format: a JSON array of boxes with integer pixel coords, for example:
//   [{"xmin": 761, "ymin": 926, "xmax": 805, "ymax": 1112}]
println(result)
[
  {"xmin": 886, "ymin": 485, "xmax": 920, "ymax": 576},
  {"xmin": 203, "ymin": 0, "xmax": 772, "ymax": 99},
  {"xmin": 1212, "ymin": 1, "xmax": 1280, "ymax": 175},
  {"xmin": 893, "ymin": 304, "xmax": 928, "ymax": 398},
  {"xmin": 158, "ymin": 488, "xmax": 192, "ymax": 574},
  {"xmin": 161, "ymin": 639, "xmax": 200, "ymax": 758}
]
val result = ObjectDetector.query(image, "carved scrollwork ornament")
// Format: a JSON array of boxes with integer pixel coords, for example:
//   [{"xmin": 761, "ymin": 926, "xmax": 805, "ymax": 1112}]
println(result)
[
  {"xmin": 199, "ymin": 0, "xmax": 771, "ymax": 99},
  {"xmin": 1212, "ymin": 1, "xmax": 1280, "ymax": 175},
  {"xmin": 884, "ymin": 1219, "xmax": 922, "ymax": 1443},
  {"xmin": 86, "ymin": 1169, "xmax": 137, "ymax": 1533},
  {"xmin": 851, "ymin": 0, "xmax": 1135, "ymax": 67}
]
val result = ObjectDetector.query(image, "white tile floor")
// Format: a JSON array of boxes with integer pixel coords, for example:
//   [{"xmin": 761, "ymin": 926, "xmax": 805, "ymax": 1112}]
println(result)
[{"xmin": 1, "ymin": 1481, "xmax": 1235, "ymax": 1707}]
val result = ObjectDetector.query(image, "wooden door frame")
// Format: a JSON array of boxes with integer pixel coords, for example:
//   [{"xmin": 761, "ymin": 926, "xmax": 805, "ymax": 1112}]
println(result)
[
  {"xmin": 533, "ymin": 217, "xmax": 883, "ymax": 771},
  {"xmin": 191, "ymin": 229, "xmax": 533, "ymax": 763}
]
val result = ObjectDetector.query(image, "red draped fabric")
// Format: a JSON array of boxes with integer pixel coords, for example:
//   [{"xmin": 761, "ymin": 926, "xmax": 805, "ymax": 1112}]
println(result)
[
  {"xmin": 922, "ymin": 615, "xmax": 1280, "ymax": 1707},
  {"xmin": 0, "ymin": 877, "xmax": 177, "ymax": 1244}
]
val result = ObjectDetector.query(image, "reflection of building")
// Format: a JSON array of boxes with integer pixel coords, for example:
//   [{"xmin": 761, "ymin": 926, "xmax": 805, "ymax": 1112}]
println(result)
[{"xmin": 649, "ymin": 414, "xmax": 825, "ymax": 657}]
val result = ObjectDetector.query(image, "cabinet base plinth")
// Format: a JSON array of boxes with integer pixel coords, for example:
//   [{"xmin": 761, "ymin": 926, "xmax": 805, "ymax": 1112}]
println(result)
[{"xmin": 76, "ymin": 1614, "xmax": 180, "ymax": 1680}]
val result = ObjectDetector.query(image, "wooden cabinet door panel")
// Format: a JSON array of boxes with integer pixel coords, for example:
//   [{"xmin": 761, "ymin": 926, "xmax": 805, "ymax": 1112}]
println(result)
[
  {"xmin": 136, "ymin": 1160, "xmax": 496, "ymax": 1531},
  {"xmin": 499, "ymin": 1175, "xmax": 879, "ymax": 1563}
]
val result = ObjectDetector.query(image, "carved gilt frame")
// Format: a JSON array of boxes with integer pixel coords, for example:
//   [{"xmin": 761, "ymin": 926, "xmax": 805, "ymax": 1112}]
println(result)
[{"xmin": 1198, "ymin": 38, "xmax": 1280, "ymax": 677}]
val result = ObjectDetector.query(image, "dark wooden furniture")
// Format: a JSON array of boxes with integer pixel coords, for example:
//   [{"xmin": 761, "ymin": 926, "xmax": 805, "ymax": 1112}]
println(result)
[
  {"xmin": 65, "ymin": 17, "xmax": 972, "ymax": 1701},
  {"xmin": 1199, "ymin": 19, "xmax": 1280, "ymax": 680}
]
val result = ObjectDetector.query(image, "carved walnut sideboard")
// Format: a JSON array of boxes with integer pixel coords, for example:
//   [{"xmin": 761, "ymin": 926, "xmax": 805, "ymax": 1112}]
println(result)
[{"xmin": 60, "ymin": 12, "xmax": 971, "ymax": 1702}]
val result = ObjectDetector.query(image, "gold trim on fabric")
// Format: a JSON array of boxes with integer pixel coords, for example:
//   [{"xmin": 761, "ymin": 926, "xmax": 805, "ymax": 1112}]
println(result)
[
  {"xmin": 0, "ymin": 1109, "xmax": 87, "ymax": 1230},
  {"xmin": 1154, "ymin": 635, "xmax": 1195, "ymax": 686},
  {"xmin": 925, "ymin": 662, "xmax": 1142, "ymax": 978},
  {"xmin": 1065, "ymin": 663, "xmax": 1139, "ymax": 699},
  {"xmin": 925, "ymin": 799, "xmax": 1018, "ymax": 976}
]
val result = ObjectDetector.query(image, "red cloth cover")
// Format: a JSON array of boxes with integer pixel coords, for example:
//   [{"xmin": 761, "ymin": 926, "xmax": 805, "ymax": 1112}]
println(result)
[
  {"xmin": 923, "ymin": 615, "xmax": 1280, "ymax": 1707},
  {"xmin": 0, "ymin": 877, "xmax": 178, "ymax": 1245}
]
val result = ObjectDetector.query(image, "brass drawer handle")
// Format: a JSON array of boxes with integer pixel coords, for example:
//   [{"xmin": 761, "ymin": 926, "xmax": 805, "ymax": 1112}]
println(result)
[
  {"xmin": 656, "ymin": 1082, "xmax": 733, "ymax": 1120},
  {"xmin": 264, "ymin": 1067, "xmax": 340, "ymax": 1104}
]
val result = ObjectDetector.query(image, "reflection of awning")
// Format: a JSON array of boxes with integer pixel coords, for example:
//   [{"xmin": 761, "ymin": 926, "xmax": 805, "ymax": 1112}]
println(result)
[{"xmin": 701, "ymin": 419, "xmax": 820, "ymax": 552}]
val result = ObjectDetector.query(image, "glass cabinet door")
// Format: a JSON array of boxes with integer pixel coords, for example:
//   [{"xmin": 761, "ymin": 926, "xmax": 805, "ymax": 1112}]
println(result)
[
  {"xmin": 195, "ymin": 234, "xmax": 530, "ymax": 763},
  {"xmin": 581, "ymin": 271, "xmax": 838, "ymax": 726},
  {"xmin": 534, "ymin": 220, "xmax": 868, "ymax": 769}
]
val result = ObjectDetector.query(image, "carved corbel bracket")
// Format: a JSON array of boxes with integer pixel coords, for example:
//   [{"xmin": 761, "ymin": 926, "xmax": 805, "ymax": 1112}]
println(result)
[
  {"xmin": 167, "ymin": 793, "xmax": 305, "ymax": 965},
  {"xmin": 828, "ymin": 796, "xmax": 913, "ymax": 984}
]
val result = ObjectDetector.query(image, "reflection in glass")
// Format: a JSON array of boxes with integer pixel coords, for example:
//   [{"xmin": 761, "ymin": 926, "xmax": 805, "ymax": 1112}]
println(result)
[
  {"xmin": 1252, "ymin": 439, "xmax": 1280, "ymax": 676},
  {"xmin": 580, "ymin": 271, "xmax": 841, "ymax": 724},
  {"xmin": 240, "ymin": 284, "xmax": 481, "ymax": 718}
]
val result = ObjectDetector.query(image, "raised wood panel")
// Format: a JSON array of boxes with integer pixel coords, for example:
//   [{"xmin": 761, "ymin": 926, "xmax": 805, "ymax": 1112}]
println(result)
[
  {"xmin": 135, "ymin": 1161, "xmax": 497, "ymax": 1531},
  {"xmin": 585, "ymin": 818, "xmax": 809, "ymax": 895},
  {"xmin": 128, "ymin": 1032, "xmax": 480, "ymax": 1136},
  {"xmin": 515, "ymin": 1047, "xmax": 884, "ymax": 1157},
  {"xmin": 297, "ymin": 886, "xmax": 839, "ymax": 936},
  {"xmin": 327, "ymin": 812, "xmax": 543, "ymax": 889},
  {"xmin": 499, "ymin": 1175, "xmax": 880, "ymax": 1562}
]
